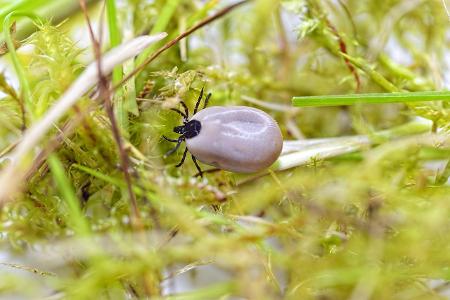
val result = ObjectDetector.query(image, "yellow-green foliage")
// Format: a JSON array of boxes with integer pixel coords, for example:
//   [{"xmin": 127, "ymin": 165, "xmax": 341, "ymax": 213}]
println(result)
[
  {"xmin": 26, "ymin": 23, "xmax": 83, "ymax": 116},
  {"xmin": 0, "ymin": 0, "xmax": 449, "ymax": 299}
]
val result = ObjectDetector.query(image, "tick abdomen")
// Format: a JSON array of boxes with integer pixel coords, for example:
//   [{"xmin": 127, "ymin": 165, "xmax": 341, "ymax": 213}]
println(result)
[{"xmin": 186, "ymin": 106, "xmax": 283, "ymax": 173}]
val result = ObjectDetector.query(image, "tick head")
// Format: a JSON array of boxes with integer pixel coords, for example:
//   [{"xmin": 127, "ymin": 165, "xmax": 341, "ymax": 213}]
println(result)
[
  {"xmin": 172, "ymin": 120, "xmax": 201, "ymax": 138},
  {"xmin": 173, "ymin": 125, "xmax": 185, "ymax": 134},
  {"xmin": 183, "ymin": 120, "xmax": 201, "ymax": 139}
]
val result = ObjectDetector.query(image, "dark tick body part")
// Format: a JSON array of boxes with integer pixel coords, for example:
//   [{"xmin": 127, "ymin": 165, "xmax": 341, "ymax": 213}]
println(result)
[{"xmin": 163, "ymin": 89, "xmax": 283, "ymax": 176}]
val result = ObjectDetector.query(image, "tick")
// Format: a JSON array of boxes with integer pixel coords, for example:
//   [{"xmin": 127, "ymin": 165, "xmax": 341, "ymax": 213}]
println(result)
[{"xmin": 163, "ymin": 89, "xmax": 283, "ymax": 177}]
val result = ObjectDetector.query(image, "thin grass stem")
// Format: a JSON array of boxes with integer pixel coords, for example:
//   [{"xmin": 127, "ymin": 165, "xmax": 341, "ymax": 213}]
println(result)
[
  {"xmin": 106, "ymin": 0, "xmax": 129, "ymax": 133},
  {"xmin": 47, "ymin": 154, "xmax": 91, "ymax": 236},
  {"xmin": 135, "ymin": 0, "xmax": 182, "ymax": 67},
  {"xmin": 292, "ymin": 91, "xmax": 450, "ymax": 107},
  {"xmin": 3, "ymin": 11, "xmax": 42, "ymax": 120}
]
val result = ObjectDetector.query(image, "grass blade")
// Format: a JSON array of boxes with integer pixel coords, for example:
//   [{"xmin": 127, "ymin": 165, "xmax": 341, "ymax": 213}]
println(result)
[
  {"xmin": 3, "ymin": 11, "xmax": 42, "ymax": 120},
  {"xmin": 292, "ymin": 91, "xmax": 450, "ymax": 107},
  {"xmin": 47, "ymin": 154, "xmax": 91, "ymax": 236},
  {"xmin": 106, "ymin": 0, "xmax": 128, "ymax": 133},
  {"xmin": 135, "ymin": 0, "xmax": 181, "ymax": 66}
]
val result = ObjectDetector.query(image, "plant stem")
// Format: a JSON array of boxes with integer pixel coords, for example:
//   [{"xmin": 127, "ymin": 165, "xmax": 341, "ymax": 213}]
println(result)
[
  {"xmin": 135, "ymin": 0, "xmax": 182, "ymax": 66},
  {"xmin": 1, "ymin": 0, "xmax": 100, "ymax": 40},
  {"xmin": 106, "ymin": 0, "xmax": 127, "ymax": 133},
  {"xmin": 292, "ymin": 91, "xmax": 450, "ymax": 107},
  {"xmin": 48, "ymin": 154, "xmax": 91, "ymax": 236},
  {"xmin": 3, "ymin": 12, "xmax": 41, "ymax": 120}
]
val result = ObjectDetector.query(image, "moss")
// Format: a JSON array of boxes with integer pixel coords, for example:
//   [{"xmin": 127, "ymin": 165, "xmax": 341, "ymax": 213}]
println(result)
[{"xmin": 0, "ymin": 0, "xmax": 449, "ymax": 298}]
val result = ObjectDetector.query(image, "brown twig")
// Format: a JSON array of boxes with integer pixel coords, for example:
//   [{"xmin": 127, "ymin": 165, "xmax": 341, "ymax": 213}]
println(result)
[
  {"xmin": 114, "ymin": 0, "xmax": 250, "ymax": 91},
  {"xmin": 326, "ymin": 20, "xmax": 361, "ymax": 92},
  {"xmin": 78, "ymin": 0, "xmax": 142, "ymax": 230}
]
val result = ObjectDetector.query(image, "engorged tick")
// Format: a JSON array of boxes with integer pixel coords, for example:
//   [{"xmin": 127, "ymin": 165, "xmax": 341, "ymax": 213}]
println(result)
[{"xmin": 163, "ymin": 88, "xmax": 283, "ymax": 177}]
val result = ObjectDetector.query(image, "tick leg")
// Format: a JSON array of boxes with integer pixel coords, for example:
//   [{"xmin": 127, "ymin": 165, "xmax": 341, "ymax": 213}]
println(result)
[
  {"xmin": 180, "ymin": 101, "xmax": 189, "ymax": 120},
  {"xmin": 193, "ymin": 87, "xmax": 204, "ymax": 114},
  {"xmin": 175, "ymin": 147, "xmax": 188, "ymax": 167},
  {"xmin": 162, "ymin": 135, "xmax": 178, "ymax": 143},
  {"xmin": 170, "ymin": 108, "xmax": 188, "ymax": 119},
  {"xmin": 203, "ymin": 93, "xmax": 211, "ymax": 109},
  {"xmin": 191, "ymin": 154, "xmax": 203, "ymax": 178},
  {"xmin": 164, "ymin": 136, "xmax": 185, "ymax": 158}
]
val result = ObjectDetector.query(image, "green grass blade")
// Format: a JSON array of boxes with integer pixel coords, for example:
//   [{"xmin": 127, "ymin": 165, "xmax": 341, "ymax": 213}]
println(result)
[
  {"xmin": 292, "ymin": 91, "xmax": 450, "ymax": 107},
  {"xmin": 186, "ymin": 0, "xmax": 218, "ymax": 27},
  {"xmin": 2, "ymin": 11, "xmax": 41, "ymax": 120},
  {"xmin": 72, "ymin": 163, "xmax": 149, "ymax": 198},
  {"xmin": 135, "ymin": 0, "xmax": 181, "ymax": 66},
  {"xmin": 72, "ymin": 163, "xmax": 129, "ymax": 190},
  {"xmin": 0, "ymin": 0, "xmax": 47, "ymax": 24},
  {"xmin": 166, "ymin": 281, "xmax": 236, "ymax": 300},
  {"xmin": 106, "ymin": 0, "xmax": 121, "ymax": 48},
  {"xmin": 106, "ymin": 0, "xmax": 128, "ymax": 133},
  {"xmin": 1, "ymin": 0, "xmax": 100, "ymax": 40},
  {"xmin": 48, "ymin": 155, "xmax": 91, "ymax": 236}
]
